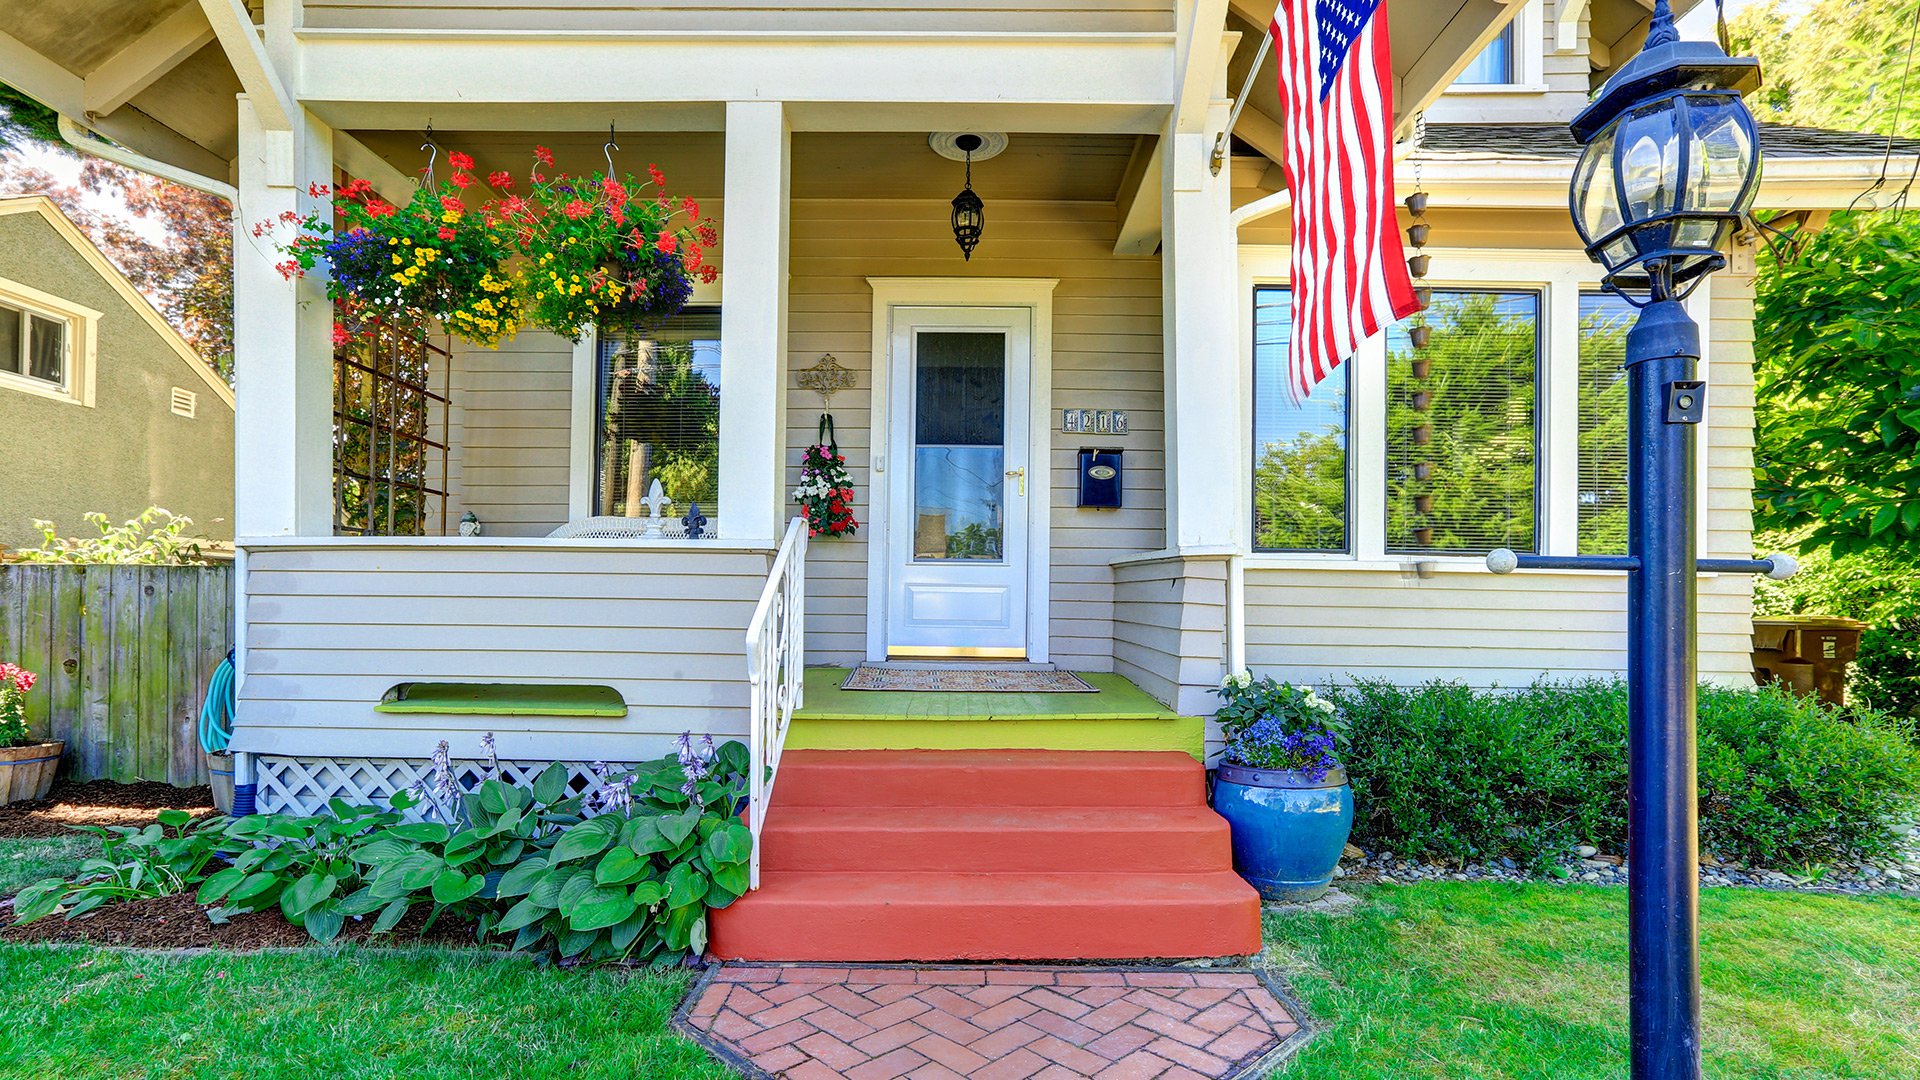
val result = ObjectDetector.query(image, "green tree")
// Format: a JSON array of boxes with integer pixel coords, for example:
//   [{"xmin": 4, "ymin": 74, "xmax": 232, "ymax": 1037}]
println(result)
[
  {"xmin": 1254, "ymin": 429, "xmax": 1347, "ymax": 550},
  {"xmin": 1729, "ymin": 0, "xmax": 1920, "ymax": 137},
  {"xmin": 0, "ymin": 83, "xmax": 61, "ymax": 154}
]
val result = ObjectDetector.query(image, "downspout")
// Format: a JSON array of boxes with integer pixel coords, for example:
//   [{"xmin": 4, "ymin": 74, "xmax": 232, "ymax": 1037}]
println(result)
[
  {"xmin": 58, "ymin": 116, "xmax": 237, "ymax": 201},
  {"xmin": 229, "ymin": 545, "xmax": 256, "ymax": 815}
]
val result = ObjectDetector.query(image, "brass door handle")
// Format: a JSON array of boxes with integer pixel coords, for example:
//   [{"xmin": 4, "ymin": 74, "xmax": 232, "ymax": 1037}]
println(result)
[{"xmin": 1006, "ymin": 467, "xmax": 1026, "ymax": 497}]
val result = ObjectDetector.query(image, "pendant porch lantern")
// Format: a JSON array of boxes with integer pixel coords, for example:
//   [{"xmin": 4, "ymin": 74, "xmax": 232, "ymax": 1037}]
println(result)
[
  {"xmin": 950, "ymin": 133, "xmax": 986, "ymax": 261},
  {"xmin": 1568, "ymin": 0, "xmax": 1762, "ymax": 302}
]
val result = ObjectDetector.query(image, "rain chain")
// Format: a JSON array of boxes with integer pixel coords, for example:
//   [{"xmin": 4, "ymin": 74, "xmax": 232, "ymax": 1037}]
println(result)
[{"xmin": 1404, "ymin": 116, "xmax": 1437, "ymax": 551}]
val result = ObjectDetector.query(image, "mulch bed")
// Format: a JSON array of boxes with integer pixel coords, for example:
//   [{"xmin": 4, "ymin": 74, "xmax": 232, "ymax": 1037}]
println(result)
[
  {"xmin": 0, "ymin": 890, "xmax": 482, "ymax": 950},
  {"xmin": 0, "ymin": 780, "xmax": 216, "ymax": 838}
]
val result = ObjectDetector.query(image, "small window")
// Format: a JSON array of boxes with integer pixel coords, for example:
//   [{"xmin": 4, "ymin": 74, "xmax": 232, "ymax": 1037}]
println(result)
[
  {"xmin": 1453, "ymin": 23, "xmax": 1515, "ymax": 86},
  {"xmin": 170, "ymin": 387, "xmax": 198, "ymax": 419},
  {"xmin": 1385, "ymin": 290, "xmax": 1541, "ymax": 556},
  {"xmin": 595, "ymin": 308, "xmax": 721, "ymax": 518},
  {"xmin": 0, "ymin": 300, "xmax": 69, "ymax": 391},
  {"xmin": 1251, "ymin": 285, "xmax": 1350, "ymax": 553},
  {"xmin": 1578, "ymin": 291, "xmax": 1635, "ymax": 554}
]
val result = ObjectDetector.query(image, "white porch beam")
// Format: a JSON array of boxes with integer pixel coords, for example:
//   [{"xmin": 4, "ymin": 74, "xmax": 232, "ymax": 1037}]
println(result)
[
  {"xmin": 1555, "ymin": 0, "xmax": 1592, "ymax": 54},
  {"xmin": 233, "ymin": 97, "xmax": 335, "ymax": 537},
  {"xmin": 83, "ymin": 3, "xmax": 216, "ymax": 117},
  {"xmin": 1114, "ymin": 136, "xmax": 1163, "ymax": 256},
  {"xmin": 199, "ymin": 0, "xmax": 295, "ymax": 129},
  {"xmin": 332, "ymin": 134, "xmax": 418, "ymax": 206},
  {"xmin": 0, "ymin": 30, "xmax": 84, "ymax": 116},
  {"xmin": 717, "ymin": 101, "xmax": 791, "ymax": 543}
]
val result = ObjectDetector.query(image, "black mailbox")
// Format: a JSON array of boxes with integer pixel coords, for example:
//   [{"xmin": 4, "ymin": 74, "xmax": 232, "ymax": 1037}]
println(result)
[{"xmin": 1077, "ymin": 448, "xmax": 1123, "ymax": 508}]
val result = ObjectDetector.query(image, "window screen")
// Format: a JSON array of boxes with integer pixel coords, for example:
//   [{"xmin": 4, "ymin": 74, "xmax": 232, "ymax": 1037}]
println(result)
[
  {"xmin": 1578, "ymin": 291, "xmax": 1635, "ymax": 554},
  {"xmin": 1454, "ymin": 23, "xmax": 1514, "ymax": 85},
  {"xmin": 1385, "ymin": 290, "xmax": 1540, "ymax": 555},
  {"xmin": 595, "ymin": 308, "xmax": 721, "ymax": 518},
  {"xmin": 1252, "ymin": 285, "xmax": 1350, "ymax": 552},
  {"xmin": 0, "ymin": 302, "xmax": 67, "ymax": 389}
]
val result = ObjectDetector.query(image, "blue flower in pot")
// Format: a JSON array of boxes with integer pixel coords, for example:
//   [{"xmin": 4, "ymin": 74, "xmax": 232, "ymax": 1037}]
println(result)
[{"xmin": 1210, "ymin": 674, "xmax": 1353, "ymax": 902}]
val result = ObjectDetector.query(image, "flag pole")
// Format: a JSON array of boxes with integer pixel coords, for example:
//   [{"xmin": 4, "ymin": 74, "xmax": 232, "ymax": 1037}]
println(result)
[{"xmin": 1211, "ymin": 30, "xmax": 1276, "ymax": 175}]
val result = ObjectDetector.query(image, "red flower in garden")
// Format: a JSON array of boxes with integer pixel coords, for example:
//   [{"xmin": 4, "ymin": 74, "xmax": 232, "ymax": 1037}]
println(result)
[
  {"xmin": 366, "ymin": 200, "xmax": 396, "ymax": 218},
  {"xmin": 700, "ymin": 266, "xmax": 719, "ymax": 284},
  {"xmin": 655, "ymin": 232, "xmax": 678, "ymax": 254},
  {"xmin": 342, "ymin": 178, "xmax": 374, "ymax": 199},
  {"xmin": 332, "ymin": 322, "xmax": 352, "ymax": 346},
  {"xmin": 601, "ymin": 178, "xmax": 628, "ymax": 203},
  {"xmin": 648, "ymin": 163, "xmax": 666, "ymax": 187},
  {"xmin": 684, "ymin": 246, "xmax": 704, "ymax": 270},
  {"xmin": 439, "ymin": 195, "xmax": 465, "ymax": 214},
  {"xmin": 450, "ymin": 172, "xmax": 473, "ymax": 188},
  {"xmin": 307, "ymin": 181, "xmax": 331, "ymax": 198},
  {"xmin": 488, "ymin": 171, "xmax": 513, "ymax": 190},
  {"xmin": 681, "ymin": 196, "xmax": 700, "ymax": 218},
  {"xmin": 697, "ymin": 222, "xmax": 719, "ymax": 247},
  {"xmin": 564, "ymin": 199, "xmax": 591, "ymax": 219},
  {"xmin": 438, "ymin": 227, "xmax": 456, "ymax": 240},
  {"xmin": 449, "ymin": 151, "xmax": 476, "ymax": 171},
  {"xmin": 534, "ymin": 145, "xmax": 556, "ymax": 167}
]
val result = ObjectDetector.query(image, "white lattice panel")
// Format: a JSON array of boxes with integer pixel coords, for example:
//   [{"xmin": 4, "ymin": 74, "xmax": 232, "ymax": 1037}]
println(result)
[{"xmin": 257, "ymin": 755, "xmax": 636, "ymax": 816}]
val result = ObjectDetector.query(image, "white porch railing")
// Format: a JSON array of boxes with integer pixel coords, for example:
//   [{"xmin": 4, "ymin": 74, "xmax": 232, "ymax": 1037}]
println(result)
[{"xmin": 744, "ymin": 516, "xmax": 808, "ymax": 889}]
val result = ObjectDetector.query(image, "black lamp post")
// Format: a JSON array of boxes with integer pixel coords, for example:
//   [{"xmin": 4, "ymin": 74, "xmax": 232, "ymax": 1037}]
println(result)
[{"xmin": 1487, "ymin": 4, "xmax": 1791, "ymax": 1078}]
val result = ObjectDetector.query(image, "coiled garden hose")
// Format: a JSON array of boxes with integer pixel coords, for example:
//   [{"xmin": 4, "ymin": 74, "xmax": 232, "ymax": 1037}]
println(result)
[{"xmin": 200, "ymin": 650, "xmax": 236, "ymax": 754}]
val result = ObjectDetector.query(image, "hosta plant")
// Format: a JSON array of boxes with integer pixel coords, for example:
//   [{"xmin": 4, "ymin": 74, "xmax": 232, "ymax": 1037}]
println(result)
[{"xmin": 11, "ymin": 810, "xmax": 229, "ymax": 923}]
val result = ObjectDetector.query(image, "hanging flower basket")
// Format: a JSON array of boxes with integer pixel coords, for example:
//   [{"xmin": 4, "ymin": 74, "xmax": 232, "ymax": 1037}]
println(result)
[
  {"xmin": 795, "ymin": 419, "xmax": 858, "ymax": 538},
  {"xmin": 505, "ymin": 151, "xmax": 717, "ymax": 342}
]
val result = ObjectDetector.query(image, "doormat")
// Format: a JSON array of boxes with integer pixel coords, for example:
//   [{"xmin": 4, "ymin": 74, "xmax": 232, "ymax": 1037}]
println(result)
[{"xmin": 840, "ymin": 666, "xmax": 1098, "ymax": 693}]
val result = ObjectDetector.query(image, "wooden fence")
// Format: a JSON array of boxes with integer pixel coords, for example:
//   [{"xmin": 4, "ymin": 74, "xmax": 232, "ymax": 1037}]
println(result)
[{"xmin": 0, "ymin": 565, "xmax": 232, "ymax": 785}]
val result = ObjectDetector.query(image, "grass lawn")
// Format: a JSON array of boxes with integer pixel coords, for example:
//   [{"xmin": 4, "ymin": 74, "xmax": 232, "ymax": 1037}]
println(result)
[
  {"xmin": 0, "ymin": 835, "xmax": 99, "ymax": 895},
  {"xmin": 0, "ymin": 946, "xmax": 731, "ymax": 1080},
  {"xmin": 1267, "ymin": 882, "xmax": 1920, "ymax": 1079}
]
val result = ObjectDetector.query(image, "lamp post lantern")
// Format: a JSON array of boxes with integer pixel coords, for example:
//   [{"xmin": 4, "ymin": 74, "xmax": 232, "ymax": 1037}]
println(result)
[{"xmin": 1489, "ymin": 4, "xmax": 1785, "ymax": 1078}]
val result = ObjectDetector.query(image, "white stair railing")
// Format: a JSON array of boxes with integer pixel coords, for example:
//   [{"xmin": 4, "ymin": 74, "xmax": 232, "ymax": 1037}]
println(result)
[{"xmin": 744, "ymin": 516, "xmax": 808, "ymax": 890}]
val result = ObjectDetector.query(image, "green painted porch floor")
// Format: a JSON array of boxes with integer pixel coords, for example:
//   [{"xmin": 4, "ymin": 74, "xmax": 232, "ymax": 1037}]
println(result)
[{"xmin": 787, "ymin": 668, "xmax": 1202, "ymax": 755}]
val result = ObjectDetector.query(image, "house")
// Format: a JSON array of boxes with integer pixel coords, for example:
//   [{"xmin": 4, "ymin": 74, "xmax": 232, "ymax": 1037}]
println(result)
[
  {"xmin": 0, "ymin": 196, "xmax": 234, "ymax": 552},
  {"xmin": 3, "ymin": 0, "xmax": 1910, "ymax": 962}
]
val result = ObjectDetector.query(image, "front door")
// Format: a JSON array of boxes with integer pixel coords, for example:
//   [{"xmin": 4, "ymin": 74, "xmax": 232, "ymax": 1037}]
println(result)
[{"xmin": 885, "ymin": 307, "xmax": 1033, "ymax": 658}]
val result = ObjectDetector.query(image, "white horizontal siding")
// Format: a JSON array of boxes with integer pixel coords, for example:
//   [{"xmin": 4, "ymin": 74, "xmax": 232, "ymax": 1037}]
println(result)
[
  {"xmin": 235, "ymin": 543, "xmax": 771, "ymax": 760},
  {"xmin": 1112, "ymin": 556, "xmax": 1227, "ymax": 718},
  {"xmin": 445, "ymin": 332, "xmax": 576, "ymax": 537},
  {"xmin": 302, "ymin": 0, "xmax": 1176, "ymax": 33}
]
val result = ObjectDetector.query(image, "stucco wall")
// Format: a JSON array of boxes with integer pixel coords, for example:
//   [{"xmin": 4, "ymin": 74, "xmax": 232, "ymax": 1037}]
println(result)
[{"xmin": 0, "ymin": 211, "xmax": 234, "ymax": 551}]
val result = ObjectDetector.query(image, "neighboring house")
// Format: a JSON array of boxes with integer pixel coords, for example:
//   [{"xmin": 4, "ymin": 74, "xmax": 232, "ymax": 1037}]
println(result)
[
  {"xmin": 5, "ymin": 0, "xmax": 1912, "ymax": 961},
  {"xmin": 0, "ymin": 196, "xmax": 234, "ymax": 552}
]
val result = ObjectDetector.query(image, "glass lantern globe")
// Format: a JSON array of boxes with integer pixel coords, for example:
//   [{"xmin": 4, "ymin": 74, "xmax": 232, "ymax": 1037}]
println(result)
[
  {"xmin": 1569, "ymin": 0, "xmax": 1762, "ymax": 301},
  {"xmin": 950, "ymin": 133, "xmax": 986, "ymax": 261}
]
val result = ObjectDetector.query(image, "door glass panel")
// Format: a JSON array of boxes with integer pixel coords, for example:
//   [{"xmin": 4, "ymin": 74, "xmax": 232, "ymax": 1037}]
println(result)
[{"xmin": 913, "ymin": 331, "xmax": 1006, "ymax": 561}]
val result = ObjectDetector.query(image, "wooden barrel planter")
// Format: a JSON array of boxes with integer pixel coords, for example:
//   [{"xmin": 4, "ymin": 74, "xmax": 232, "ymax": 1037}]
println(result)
[{"xmin": 0, "ymin": 741, "xmax": 64, "ymax": 805}]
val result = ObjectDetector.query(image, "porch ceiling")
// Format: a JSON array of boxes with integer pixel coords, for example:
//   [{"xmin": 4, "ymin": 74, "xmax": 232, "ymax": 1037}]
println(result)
[{"xmin": 341, "ymin": 130, "xmax": 1141, "ymax": 204}]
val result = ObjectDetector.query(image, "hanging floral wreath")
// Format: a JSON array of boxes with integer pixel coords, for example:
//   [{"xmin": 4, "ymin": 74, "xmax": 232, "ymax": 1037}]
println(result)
[{"xmin": 795, "ymin": 418, "xmax": 857, "ymax": 538}]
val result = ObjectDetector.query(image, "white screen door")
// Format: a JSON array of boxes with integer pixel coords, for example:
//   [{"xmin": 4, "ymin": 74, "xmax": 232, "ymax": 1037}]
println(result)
[{"xmin": 885, "ymin": 307, "xmax": 1032, "ymax": 658}]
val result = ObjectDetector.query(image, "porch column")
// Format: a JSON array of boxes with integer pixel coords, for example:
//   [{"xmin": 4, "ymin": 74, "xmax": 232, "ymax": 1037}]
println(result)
[
  {"xmin": 1160, "ymin": 119, "xmax": 1241, "ymax": 552},
  {"xmin": 718, "ymin": 100, "xmax": 792, "ymax": 543},
  {"xmin": 233, "ymin": 97, "xmax": 335, "ymax": 537}
]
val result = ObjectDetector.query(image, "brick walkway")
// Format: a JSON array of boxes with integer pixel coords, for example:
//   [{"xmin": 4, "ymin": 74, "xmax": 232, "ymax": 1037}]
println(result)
[{"xmin": 676, "ymin": 963, "xmax": 1310, "ymax": 1080}]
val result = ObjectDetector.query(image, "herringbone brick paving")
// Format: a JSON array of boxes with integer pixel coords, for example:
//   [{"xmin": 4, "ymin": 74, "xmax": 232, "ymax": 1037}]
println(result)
[{"xmin": 679, "ymin": 964, "xmax": 1307, "ymax": 1079}]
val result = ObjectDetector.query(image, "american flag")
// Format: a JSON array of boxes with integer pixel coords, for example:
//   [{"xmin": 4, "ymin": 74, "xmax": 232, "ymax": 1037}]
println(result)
[{"xmin": 1271, "ymin": 0, "xmax": 1421, "ymax": 401}]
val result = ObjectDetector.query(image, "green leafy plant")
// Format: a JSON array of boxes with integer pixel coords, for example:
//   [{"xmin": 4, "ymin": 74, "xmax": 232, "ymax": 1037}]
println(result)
[
  {"xmin": 491, "ymin": 737, "xmax": 752, "ymax": 963},
  {"xmin": 11, "ymin": 810, "xmax": 229, "ymax": 923},
  {"xmin": 1326, "ymin": 679, "xmax": 1920, "ymax": 868},
  {"xmin": 11, "ymin": 509, "xmax": 209, "ymax": 565}
]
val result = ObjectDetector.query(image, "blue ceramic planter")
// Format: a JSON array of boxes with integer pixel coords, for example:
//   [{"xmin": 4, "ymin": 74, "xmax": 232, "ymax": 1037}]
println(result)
[{"xmin": 1211, "ymin": 763, "xmax": 1354, "ymax": 902}]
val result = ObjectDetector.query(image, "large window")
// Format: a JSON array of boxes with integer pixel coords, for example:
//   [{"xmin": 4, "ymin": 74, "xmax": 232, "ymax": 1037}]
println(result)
[
  {"xmin": 1578, "ymin": 291, "xmax": 1635, "ymax": 554},
  {"xmin": 0, "ymin": 298, "xmax": 69, "ymax": 392},
  {"xmin": 595, "ymin": 308, "xmax": 721, "ymax": 518},
  {"xmin": 1252, "ymin": 285, "xmax": 1350, "ymax": 552},
  {"xmin": 1453, "ymin": 23, "xmax": 1514, "ymax": 85},
  {"xmin": 1385, "ymin": 290, "xmax": 1541, "ymax": 555}
]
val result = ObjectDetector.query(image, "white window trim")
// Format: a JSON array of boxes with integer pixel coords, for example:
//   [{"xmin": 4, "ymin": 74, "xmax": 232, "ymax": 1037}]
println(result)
[
  {"xmin": 566, "ymin": 280, "xmax": 724, "ymax": 522},
  {"xmin": 1436, "ymin": 0, "xmax": 1547, "ymax": 96},
  {"xmin": 1237, "ymin": 245, "xmax": 1711, "ymax": 573},
  {"xmin": 0, "ymin": 277, "xmax": 99, "ymax": 408}
]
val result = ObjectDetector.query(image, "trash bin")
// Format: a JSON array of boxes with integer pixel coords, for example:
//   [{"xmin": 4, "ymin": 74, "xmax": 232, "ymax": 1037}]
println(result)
[{"xmin": 1752, "ymin": 616, "xmax": 1869, "ymax": 708}]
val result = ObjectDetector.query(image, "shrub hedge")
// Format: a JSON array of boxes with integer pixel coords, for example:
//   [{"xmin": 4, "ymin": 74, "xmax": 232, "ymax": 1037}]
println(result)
[{"xmin": 1325, "ymin": 679, "xmax": 1920, "ymax": 869}]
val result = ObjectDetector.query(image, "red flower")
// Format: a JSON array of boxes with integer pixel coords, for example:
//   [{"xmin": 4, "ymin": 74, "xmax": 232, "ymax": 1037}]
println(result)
[
  {"xmin": 274, "ymin": 259, "xmax": 300, "ymax": 280},
  {"xmin": 307, "ymin": 181, "xmax": 331, "ymax": 198},
  {"xmin": 648, "ymin": 163, "xmax": 666, "ymax": 188},
  {"xmin": 681, "ymin": 196, "xmax": 700, "ymax": 218},
  {"xmin": 439, "ymin": 195, "xmax": 465, "ymax": 214},
  {"xmin": 342, "ymin": 178, "xmax": 374, "ymax": 199},
  {"xmin": 564, "ymin": 199, "xmax": 591, "ymax": 219},
  {"xmin": 332, "ymin": 322, "xmax": 351, "ymax": 346},
  {"xmin": 601, "ymin": 177, "xmax": 628, "ymax": 202},
  {"xmin": 366, "ymin": 200, "xmax": 396, "ymax": 218},
  {"xmin": 438, "ymin": 227, "xmax": 456, "ymax": 240},
  {"xmin": 697, "ymin": 223, "xmax": 719, "ymax": 247},
  {"xmin": 449, "ymin": 150, "xmax": 476, "ymax": 171},
  {"xmin": 450, "ymin": 172, "xmax": 473, "ymax": 189},
  {"xmin": 534, "ymin": 145, "xmax": 556, "ymax": 167},
  {"xmin": 684, "ymin": 245, "xmax": 704, "ymax": 270},
  {"xmin": 531, "ymin": 171, "xmax": 546, "ymax": 184},
  {"xmin": 655, "ymin": 232, "xmax": 678, "ymax": 254},
  {"xmin": 488, "ymin": 171, "xmax": 513, "ymax": 190},
  {"xmin": 700, "ymin": 265, "xmax": 719, "ymax": 284}
]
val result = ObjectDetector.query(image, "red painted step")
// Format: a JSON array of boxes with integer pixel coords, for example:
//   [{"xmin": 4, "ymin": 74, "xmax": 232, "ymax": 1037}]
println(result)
[
  {"xmin": 768, "ymin": 748, "xmax": 1206, "ymax": 808},
  {"xmin": 706, "ymin": 871, "xmax": 1262, "ymax": 962},
  {"xmin": 758, "ymin": 805, "xmax": 1232, "ymax": 874},
  {"xmin": 711, "ymin": 749, "xmax": 1263, "ymax": 962}
]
